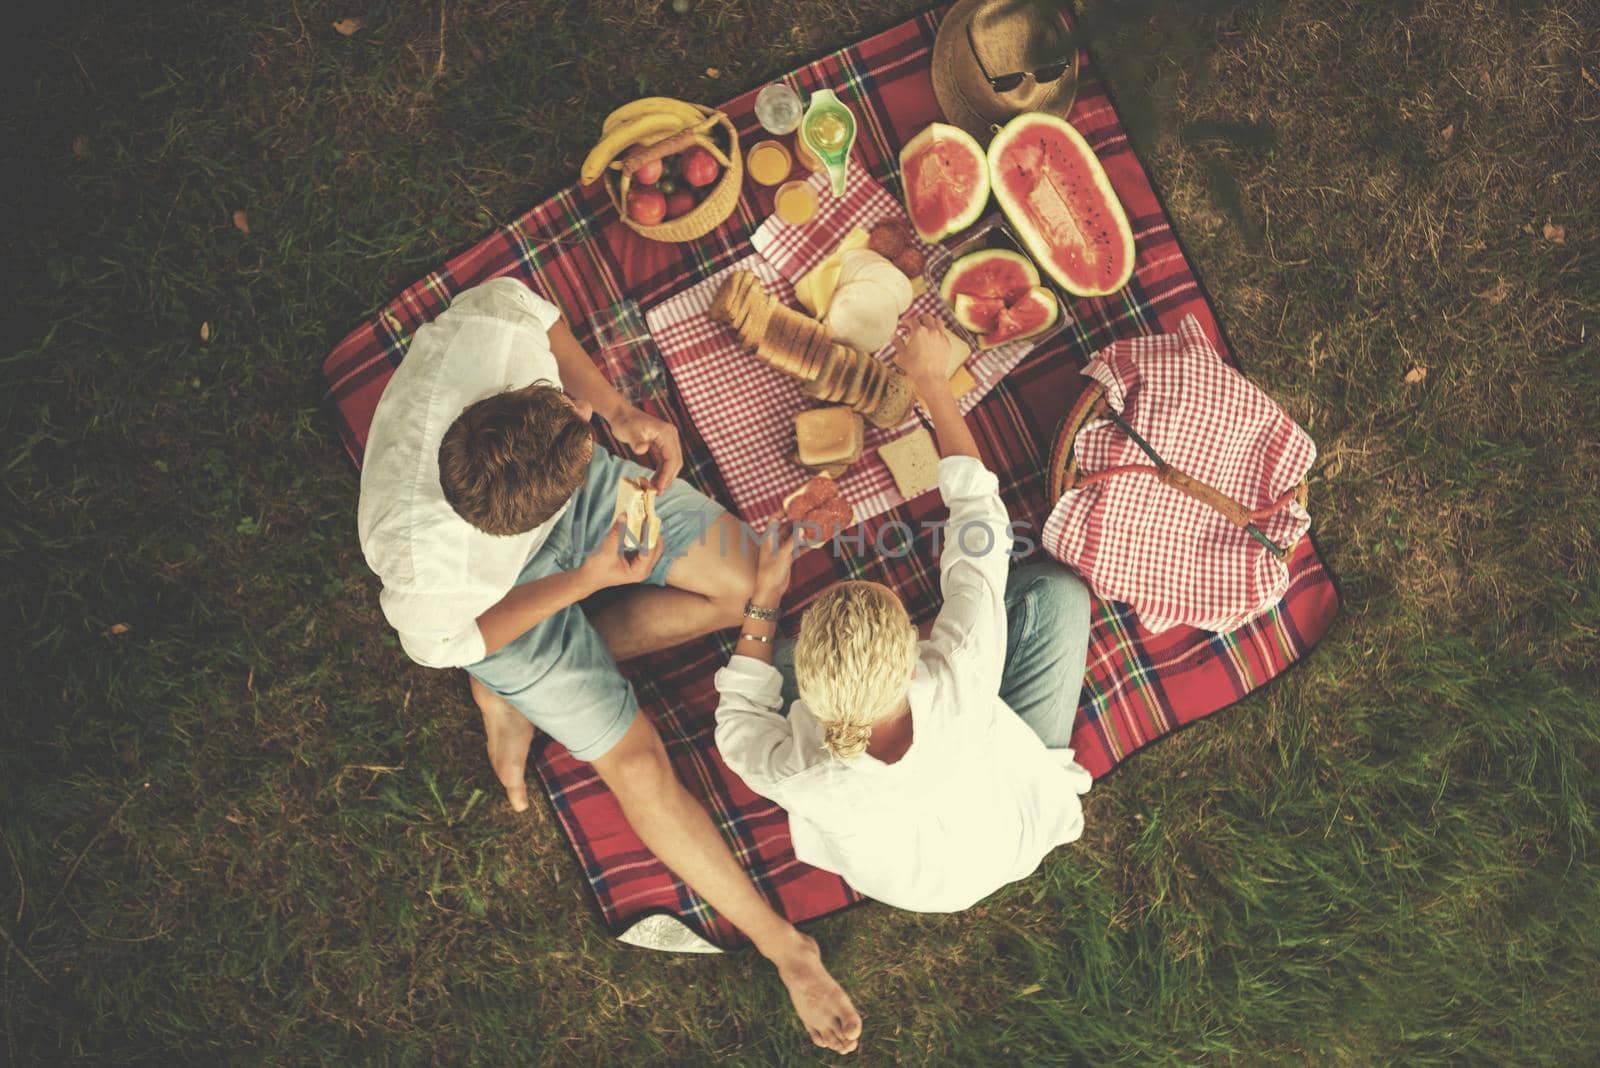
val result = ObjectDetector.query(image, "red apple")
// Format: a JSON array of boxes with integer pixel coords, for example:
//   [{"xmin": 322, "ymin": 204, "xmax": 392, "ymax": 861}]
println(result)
[
  {"xmin": 621, "ymin": 143, "xmax": 665, "ymax": 186},
  {"xmin": 665, "ymin": 190, "xmax": 697, "ymax": 219},
  {"xmin": 633, "ymin": 157, "xmax": 663, "ymax": 185},
  {"xmin": 681, "ymin": 146, "xmax": 721, "ymax": 188},
  {"xmin": 627, "ymin": 187, "xmax": 667, "ymax": 226}
]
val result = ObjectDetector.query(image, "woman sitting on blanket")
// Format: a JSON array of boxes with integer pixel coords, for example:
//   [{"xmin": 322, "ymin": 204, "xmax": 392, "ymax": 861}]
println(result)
[{"xmin": 714, "ymin": 315, "xmax": 1096, "ymax": 913}]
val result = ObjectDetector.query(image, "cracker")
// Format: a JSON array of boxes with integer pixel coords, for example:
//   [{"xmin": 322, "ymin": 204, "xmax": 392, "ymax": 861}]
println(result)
[
  {"xmin": 948, "ymin": 365, "xmax": 978, "ymax": 400},
  {"xmin": 878, "ymin": 427, "xmax": 941, "ymax": 500}
]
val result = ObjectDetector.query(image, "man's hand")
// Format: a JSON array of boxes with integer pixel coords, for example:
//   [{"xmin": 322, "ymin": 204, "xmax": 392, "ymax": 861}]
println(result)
[
  {"xmin": 609, "ymin": 405, "xmax": 683, "ymax": 492},
  {"xmin": 752, "ymin": 518, "xmax": 800, "ymax": 606},
  {"xmin": 578, "ymin": 519, "xmax": 666, "ymax": 593},
  {"xmin": 894, "ymin": 313, "xmax": 954, "ymax": 392}
]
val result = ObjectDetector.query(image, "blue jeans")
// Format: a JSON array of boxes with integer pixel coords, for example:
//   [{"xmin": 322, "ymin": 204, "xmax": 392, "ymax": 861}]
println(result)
[
  {"xmin": 773, "ymin": 562, "xmax": 1092, "ymax": 748},
  {"xmin": 998, "ymin": 562, "xmax": 1092, "ymax": 748},
  {"xmin": 465, "ymin": 447, "xmax": 725, "ymax": 762}
]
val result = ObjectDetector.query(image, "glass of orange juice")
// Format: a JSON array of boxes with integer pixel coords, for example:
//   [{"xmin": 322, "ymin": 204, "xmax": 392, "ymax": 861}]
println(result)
[
  {"xmin": 773, "ymin": 179, "xmax": 818, "ymax": 226},
  {"xmin": 746, "ymin": 140, "xmax": 792, "ymax": 186}
]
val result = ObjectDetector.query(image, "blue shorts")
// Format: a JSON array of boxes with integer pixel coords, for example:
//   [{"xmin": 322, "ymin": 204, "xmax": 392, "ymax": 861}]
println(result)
[{"xmin": 465, "ymin": 447, "xmax": 725, "ymax": 761}]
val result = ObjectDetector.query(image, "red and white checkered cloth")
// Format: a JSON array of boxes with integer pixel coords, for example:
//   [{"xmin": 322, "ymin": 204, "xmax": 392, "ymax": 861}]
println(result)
[
  {"xmin": 750, "ymin": 156, "xmax": 1042, "ymax": 412},
  {"xmin": 645, "ymin": 158, "xmax": 1043, "ymax": 528},
  {"xmin": 1042, "ymin": 315, "xmax": 1316, "ymax": 633}
]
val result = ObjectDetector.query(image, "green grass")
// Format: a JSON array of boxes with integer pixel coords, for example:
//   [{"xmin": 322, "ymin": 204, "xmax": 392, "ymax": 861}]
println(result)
[{"xmin": 2, "ymin": 0, "xmax": 1597, "ymax": 1062}]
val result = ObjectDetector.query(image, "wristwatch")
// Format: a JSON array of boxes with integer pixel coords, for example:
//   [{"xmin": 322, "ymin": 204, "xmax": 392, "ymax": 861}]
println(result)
[{"xmin": 742, "ymin": 600, "xmax": 780, "ymax": 622}]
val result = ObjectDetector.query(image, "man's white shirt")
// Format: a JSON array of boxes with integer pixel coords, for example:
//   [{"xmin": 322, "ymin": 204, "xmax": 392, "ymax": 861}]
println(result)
[
  {"xmin": 714, "ymin": 456, "xmax": 1093, "ymax": 913},
  {"xmin": 357, "ymin": 278, "xmax": 566, "ymax": 668}
]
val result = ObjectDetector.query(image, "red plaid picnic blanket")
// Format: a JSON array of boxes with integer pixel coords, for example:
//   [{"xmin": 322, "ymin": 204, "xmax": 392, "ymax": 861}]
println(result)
[
  {"xmin": 1043, "ymin": 314, "xmax": 1316, "ymax": 632},
  {"xmin": 645, "ymin": 157, "xmax": 1042, "ymax": 528},
  {"xmin": 322, "ymin": 8, "xmax": 1341, "ymax": 949}
]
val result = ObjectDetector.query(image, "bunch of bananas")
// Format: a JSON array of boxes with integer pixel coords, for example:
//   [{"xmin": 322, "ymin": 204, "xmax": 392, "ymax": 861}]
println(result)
[{"xmin": 580, "ymin": 97, "xmax": 723, "ymax": 186}]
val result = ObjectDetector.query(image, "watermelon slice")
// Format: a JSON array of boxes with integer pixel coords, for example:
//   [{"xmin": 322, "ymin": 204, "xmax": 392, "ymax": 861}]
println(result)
[
  {"xmin": 952, "ymin": 293, "xmax": 1006, "ymax": 334},
  {"xmin": 984, "ymin": 287, "xmax": 1060, "ymax": 346},
  {"xmin": 938, "ymin": 249, "xmax": 1038, "ymax": 306},
  {"xmin": 988, "ymin": 113, "xmax": 1136, "ymax": 297},
  {"xmin": 899, "ymin": 122, "xmax": 990, "ymax": 244}
]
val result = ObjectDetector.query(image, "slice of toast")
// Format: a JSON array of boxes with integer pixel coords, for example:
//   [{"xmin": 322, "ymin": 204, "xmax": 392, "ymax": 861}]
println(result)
[
  {"xmin": 738, "ymin": 294, "xmax": 771, "ymax": 348},
  {"xmin": 866, "ymin": 368, "xmax": 916, "ymax": 428},
  {"xmin": 878, "ymin": 427, "xmax": 940, "ymax": 499},
  {"xmin": 854, "ymin": 359, "xmax": 886, "ymax": 416}
]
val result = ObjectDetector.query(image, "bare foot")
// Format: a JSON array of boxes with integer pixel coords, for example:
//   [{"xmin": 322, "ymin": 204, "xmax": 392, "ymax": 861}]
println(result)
[
  {"xmin": 767, "ymin": 932, "xmax": 862, "ymax": 1055},
  {"xmin": 469, "ymin": 675, "xmax": 534, "ymax": 812}
]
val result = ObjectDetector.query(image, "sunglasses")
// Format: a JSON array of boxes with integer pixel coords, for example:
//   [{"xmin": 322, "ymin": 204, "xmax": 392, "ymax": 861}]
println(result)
[{"xmin": 966, "ymin": 20, "xmax": 1072, "ymax": 93}]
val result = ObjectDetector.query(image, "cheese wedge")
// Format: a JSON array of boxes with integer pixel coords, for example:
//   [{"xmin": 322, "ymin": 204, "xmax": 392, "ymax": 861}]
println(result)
[
  {"xmin": 794, "ymin": 227, "xmax": 871, "ymax": 317},
  {"xmin": 948, "ymin": 365, "xmax": 977, "ymax": 400}
]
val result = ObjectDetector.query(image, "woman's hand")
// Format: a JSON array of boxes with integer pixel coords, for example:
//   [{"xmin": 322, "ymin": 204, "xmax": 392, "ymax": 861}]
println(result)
[
  {"xmin": 894, "ymin": 313, "xmax": 954, "ymax": 391},
  {"xmin": 751, "ymin": 518, "xmax": 800, "ymax": 606},
  {"xmin": 578, "ymin": 520, "xmax": 666, "ymax": 593},
  {"xmin": 608, "ymin": 405, "xmax": 683, "ymax": 491}
]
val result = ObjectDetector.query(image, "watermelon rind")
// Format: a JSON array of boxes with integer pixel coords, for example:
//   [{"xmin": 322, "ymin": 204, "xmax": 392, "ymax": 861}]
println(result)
[
  {"xmin": 987, "ymin": 112, "xmax": 1136, "ymax": 298},
  {"xmin": 899, "ymin": 122, "xmax": 991, "ymax": 244},
  {"xmin": 985, "ymin": 287, "xmax": 1061, "ymax": 346},
  {"xmin": 938, "ymin": 248, "xmax": 1040, "ymax": 307},
  {"xmin": 952, "ymin": 293, "xmax": 1005, "ymax": 334}
]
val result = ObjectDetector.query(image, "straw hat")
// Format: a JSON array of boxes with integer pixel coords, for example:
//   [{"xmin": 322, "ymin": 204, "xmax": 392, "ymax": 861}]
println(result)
[{"xmin": 932, "ymin": 0, "xmax": 1080, "ymax": 142}]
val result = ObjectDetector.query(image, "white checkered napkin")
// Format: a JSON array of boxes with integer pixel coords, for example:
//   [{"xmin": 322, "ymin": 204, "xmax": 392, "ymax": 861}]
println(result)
[
  {"xmin": 752, "ymin": 157, "xmax": 1047, "ymax": 419},
  {"xmin": 645, "ymin": 256, "xmax": 908, "ymax": 528},
  {"xmin": 1042, "ymin": 315, "xmax": 1317, "ymax": 633}
]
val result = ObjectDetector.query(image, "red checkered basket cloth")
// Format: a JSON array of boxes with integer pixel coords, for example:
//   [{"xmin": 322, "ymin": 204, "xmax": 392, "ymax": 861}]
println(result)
[
  {"xmin": 1043, "ymin": 315, "xmax": 1315, "ymax": 633},
  {"xmin": 321, "ymin": 6, "xmax": 1341, "ymax": 950}
]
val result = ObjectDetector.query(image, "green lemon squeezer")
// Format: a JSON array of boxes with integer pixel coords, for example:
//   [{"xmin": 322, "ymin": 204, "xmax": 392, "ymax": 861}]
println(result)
[{"xmin": 800, "ymin": 89, "xmax": 857, "ymax": 198}]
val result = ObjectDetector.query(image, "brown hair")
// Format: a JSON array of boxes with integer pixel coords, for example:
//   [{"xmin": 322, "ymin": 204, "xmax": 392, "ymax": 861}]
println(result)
[{"xmin": 438, "ymin": 384, "xmax": 593, "ymax": 536}]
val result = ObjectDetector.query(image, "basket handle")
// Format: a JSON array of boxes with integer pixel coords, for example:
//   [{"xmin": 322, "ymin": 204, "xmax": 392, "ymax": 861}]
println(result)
[{"xmin": 1077, "ymin": 409, "xmax": 1295, "ymax": 559}]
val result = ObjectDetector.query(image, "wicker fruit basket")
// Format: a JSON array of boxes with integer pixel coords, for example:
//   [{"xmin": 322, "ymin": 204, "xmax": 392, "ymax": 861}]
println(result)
[
  {"xmin": 1048, "ymin": 382, "xmax": 1308, "ymax": 559},
  {"xmin": 604, "ymin": 108, "xmax": 742, "ymax": 243}
]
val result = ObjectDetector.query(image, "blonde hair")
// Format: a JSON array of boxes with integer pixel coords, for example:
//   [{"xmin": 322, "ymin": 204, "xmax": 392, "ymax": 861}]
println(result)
[{"xmin": 794, "ymin": 581, "xmax": 919, "ymax": 759}]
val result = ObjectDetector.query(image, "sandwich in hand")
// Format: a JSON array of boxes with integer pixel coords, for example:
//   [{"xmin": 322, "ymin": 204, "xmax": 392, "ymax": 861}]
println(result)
[{"xmin": 614, "ymin": 475, "xmax": 661, "ymax": 552}]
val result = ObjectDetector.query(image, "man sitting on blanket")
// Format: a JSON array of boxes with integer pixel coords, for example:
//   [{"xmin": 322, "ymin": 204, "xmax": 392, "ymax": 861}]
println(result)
[
  {"xmin": 357, "ymin": 276, "xmax": 861, "ymax": 1054},
  {"xmin": 714, "ymin": 315, "xmax": 1095, "ymax": 913}
]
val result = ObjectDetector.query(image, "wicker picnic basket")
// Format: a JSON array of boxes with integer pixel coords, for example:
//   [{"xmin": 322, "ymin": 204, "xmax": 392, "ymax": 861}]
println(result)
[
  {"xmin": 1047, "ymin": 382, "xmax": 1309, "ymax": 559},
  {"xmin": 604, "ymin": 107, "xmax": 742, "ymax": 243}
]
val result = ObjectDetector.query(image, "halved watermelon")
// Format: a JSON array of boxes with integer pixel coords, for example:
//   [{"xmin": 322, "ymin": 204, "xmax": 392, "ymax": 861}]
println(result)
[
  {"xmin": 952, "ymin": 293, "xmax": 1006, "ymax": 334},
  {"xmin": 988, "ymin": 113, "xmax": 1135, "ymax": 297},
  {"xmin": 899, "ymin": 122, "xmax": 990, "ymax": 244},
  {"xmin": 985, "ymin": 286, "xmax": 1060, "ymax": 346},
  {"xmin": 938, "ymin": 249, "xmax": 1038, "ymax": 306}
]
